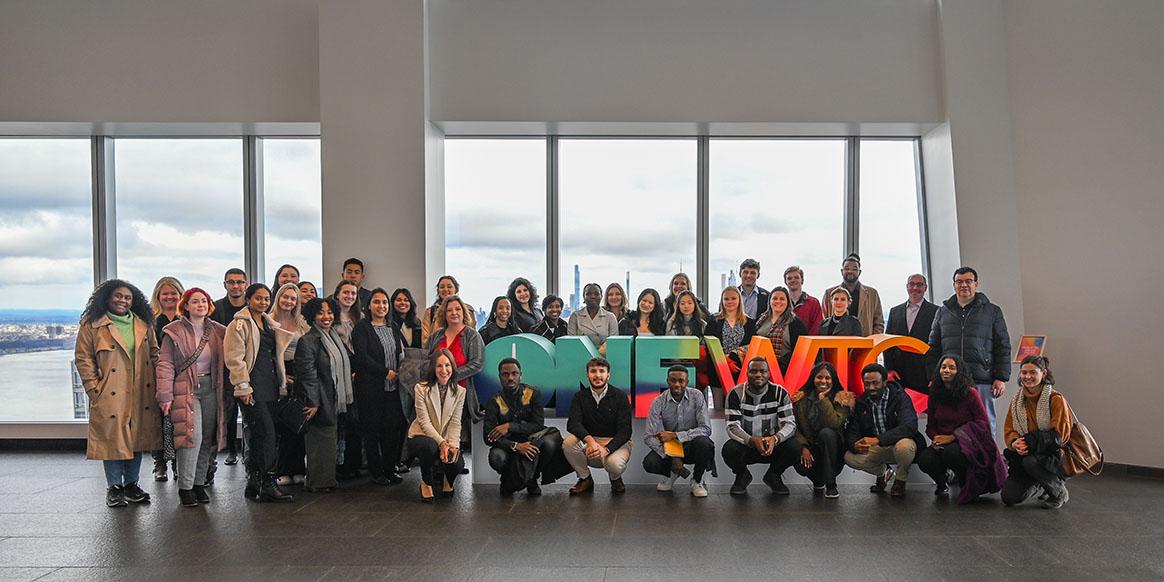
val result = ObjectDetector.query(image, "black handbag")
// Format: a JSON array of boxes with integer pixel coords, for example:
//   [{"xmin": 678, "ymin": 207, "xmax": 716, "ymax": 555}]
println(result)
[{"xmin": 275, "ymin": 391, "xmax": 311, "ymax": 435}]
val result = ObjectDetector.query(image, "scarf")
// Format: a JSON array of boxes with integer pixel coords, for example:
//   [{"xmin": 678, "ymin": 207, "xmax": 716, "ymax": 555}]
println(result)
[
  {"xmin": 319, "ymin": 326, "xmax": 354, "ymax": 413},
  {"xmin": 107, "ymin": 311, "xmax": 137, "ymax": 362},
  {"xmin": 1010, "ymin": 383, "xmax": 1053, "ymax": 432}
]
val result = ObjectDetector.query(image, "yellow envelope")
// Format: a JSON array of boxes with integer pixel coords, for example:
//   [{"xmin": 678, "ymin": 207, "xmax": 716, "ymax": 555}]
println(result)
[{"xmin": 664, "ymin": 440, "xmax": 685, "ymax": 458}]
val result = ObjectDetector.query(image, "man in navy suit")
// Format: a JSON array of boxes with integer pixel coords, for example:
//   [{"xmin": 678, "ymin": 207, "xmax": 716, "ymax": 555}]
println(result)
[{"xmin": 883, "ymin": 274, "xmax": 937, "ymax": 392}]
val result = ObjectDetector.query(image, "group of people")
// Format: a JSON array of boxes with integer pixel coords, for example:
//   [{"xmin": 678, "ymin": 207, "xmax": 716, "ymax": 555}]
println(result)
[{"xmin": 73, "ymin": 254, "xmax": 1075, "ymax": 509}]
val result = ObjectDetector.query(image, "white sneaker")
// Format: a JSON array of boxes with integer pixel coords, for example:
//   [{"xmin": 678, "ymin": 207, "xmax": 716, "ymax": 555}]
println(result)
[
  {"xmin": 276, "ymin": 475, "xmax": 293, "ymax": 486},
  {"xmin": 691, "ymin": 480, "xmax": 708, "ymax": 498},
  {"xmin": 292, "ymin": 474, "xmax": 306, "ymax": 485},
  {"xmin": 657, "ymin": 473, "xmax": 680, "ymax": 492}
]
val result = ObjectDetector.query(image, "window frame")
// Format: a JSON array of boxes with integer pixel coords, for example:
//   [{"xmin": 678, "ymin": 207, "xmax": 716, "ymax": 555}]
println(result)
[{"xmin": 442, "ymin": 135, "xmax": 930, "ymax": 303}]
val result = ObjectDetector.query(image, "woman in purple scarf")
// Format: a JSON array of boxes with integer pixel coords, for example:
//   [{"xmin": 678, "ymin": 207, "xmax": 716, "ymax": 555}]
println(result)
[{"xmin": 916, "ymin": 354, "xmax": 1006, "ymax": 504}]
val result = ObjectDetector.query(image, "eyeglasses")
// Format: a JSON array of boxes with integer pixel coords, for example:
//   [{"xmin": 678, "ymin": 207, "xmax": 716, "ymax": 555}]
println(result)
[
  {"xmin": 224, "ymin": 280, "xmax": 248, "ymax": 286},
  {"xmin": 953, "ymin": 279, "xmax": 977, "ymax": 286},
  {"xmin": 907, "ymin": 283, "xmax": 927, "ymax": 288}
]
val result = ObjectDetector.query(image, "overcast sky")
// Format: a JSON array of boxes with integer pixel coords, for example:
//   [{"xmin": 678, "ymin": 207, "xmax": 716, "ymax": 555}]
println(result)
[
  {"xmin": 445, "ymin": 138, "xmax": 924, "ymax": 318},
  {"xmin": 0, "ymin": 138, "xmax": 321, "ymax": 310},
  {"xmin": 0, "ymin": 137, "xmax": 921, "ymax": 315}
]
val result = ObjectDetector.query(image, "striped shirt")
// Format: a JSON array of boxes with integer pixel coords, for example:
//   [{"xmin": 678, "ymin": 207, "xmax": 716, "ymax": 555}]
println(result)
[{"xmin": 725, "ymin": 382, "xmax": 796, "ymax": 445}]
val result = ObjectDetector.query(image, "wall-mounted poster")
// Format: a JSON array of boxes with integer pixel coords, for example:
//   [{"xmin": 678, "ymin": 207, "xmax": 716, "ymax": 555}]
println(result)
[{"xmin": 1015, "ymin": 335, "xmax": 1047, "ymax": 362}]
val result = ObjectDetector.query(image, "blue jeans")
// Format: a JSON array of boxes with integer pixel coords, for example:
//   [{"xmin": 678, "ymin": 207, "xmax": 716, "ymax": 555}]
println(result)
[
  {"xmin": 976, "ymin": 383, "xmax": 997, "ymax": 434},
  {"xmin": 103, "ymin": 452, "xmax": 144, "ymax": 487}
]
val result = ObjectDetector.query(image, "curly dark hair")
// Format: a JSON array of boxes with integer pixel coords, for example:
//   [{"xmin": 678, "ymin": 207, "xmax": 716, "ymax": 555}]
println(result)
[
  {"xmin": 81, "ymin": 279, "xmax": 154, "ymax": 326},
  {"xmin": 800, "ymin": 361, "xmax": 844, "ymax": 397},
  {"xmin": 930, "ymin": 353, "xmax": 975, "ymax": 405},
  {"xmin": 302, "ymin": 297, "xmax": 341, "ymax": 327},
  {"xmin": 506, "ymin": 277, "xmax": 540, "ymax": 317}
]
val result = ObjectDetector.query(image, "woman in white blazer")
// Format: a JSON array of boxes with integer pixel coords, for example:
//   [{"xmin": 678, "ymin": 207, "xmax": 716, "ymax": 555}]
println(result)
[{"xmin": 407, "ymin": 348, "xmax": 467, "ymax": 502}]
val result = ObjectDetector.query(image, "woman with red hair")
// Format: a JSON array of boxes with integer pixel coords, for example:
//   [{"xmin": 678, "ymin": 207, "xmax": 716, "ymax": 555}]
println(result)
[{"xmin": 156, "ymin": 288, "xmax": 228, "ymax": 507}]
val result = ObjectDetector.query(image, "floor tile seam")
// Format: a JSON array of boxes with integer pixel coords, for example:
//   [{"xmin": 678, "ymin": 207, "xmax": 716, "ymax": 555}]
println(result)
[{"xmin": 27, "ymin": 566, "xmax": 62, "ymax": 581}]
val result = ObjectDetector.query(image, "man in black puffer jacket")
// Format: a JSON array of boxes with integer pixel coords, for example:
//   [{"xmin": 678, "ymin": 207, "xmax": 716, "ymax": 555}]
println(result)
[{"xmin": 926, "ymin": 266, "xmax": 1012, "ymax": 432}]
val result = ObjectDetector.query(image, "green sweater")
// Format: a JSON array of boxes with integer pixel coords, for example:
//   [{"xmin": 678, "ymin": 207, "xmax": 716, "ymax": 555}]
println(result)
[{"xmin": 107, "ymin": 311, "xmax": 136, "ymax": 362}]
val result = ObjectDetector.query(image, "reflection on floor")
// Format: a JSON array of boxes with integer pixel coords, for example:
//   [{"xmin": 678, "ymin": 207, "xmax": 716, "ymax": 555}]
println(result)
[{"xmin": 0, "ymin": 451, "xmax": 1161, "ymax": 581}]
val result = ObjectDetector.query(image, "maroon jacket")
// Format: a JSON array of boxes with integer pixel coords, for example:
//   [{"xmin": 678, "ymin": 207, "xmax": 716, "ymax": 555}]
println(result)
[{"xmin": 792, "ymin": 292, "xmax": 824, "ymax": 335}]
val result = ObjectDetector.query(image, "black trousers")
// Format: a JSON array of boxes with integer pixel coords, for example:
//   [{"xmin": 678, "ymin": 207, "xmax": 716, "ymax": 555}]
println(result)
[
  {"xmin": 358, "ymin": 387, "xmax": 407, "ymax": 479},
  {"xmin": 241, "ymin": 400, "xmax": 278, "ymax": 475},
  {"xmin": 792, "ymin": 427, "xmax": 842, "ymax": 486},
  {"xmin": 408, "ymin": 435, "xmax": 465, "ymax": 487},
  {"xmin": 917, "ymin": 442, "xmax": 970, "ymax": 486},
  {"xmin": 1002, "ymin": 454, "xmax": 1065, "ymax": 506},
  {"xmin": 642, "ymin": 435, "xmax": 715, "ymax": 482},
  {"xmin": 338, "ymin": 410, "xmax": 363, "ymax": 476},
  {"xmin": 223, "ymin": 395, "xmax": 242, "ymax": 456},
  {"xmin": 721, "ymin": 437, "xmax": 800, "ymax": 477},
  {"xmin": 276, "ymin": 423, "xmax": 306, "ymax": 476},
  {"xmin": 488, "ymin": 430, "xmax": 563, "ymax": 493}
]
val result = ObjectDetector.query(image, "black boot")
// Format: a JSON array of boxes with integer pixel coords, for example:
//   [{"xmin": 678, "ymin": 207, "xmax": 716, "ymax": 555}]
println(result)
[
  {"xmin": 192, "ymin": 485, "xmax": 210, "ymax": 504},
  {"xmin": 244, "ymin": 472, "xmax": 260, "ymax": 500},
  {"xmin": 153, "ymin": 457, "xmax": 169, "ymax": 482},
  {"xmin": 259, "ymin": 473, "xmax": 294, "ymax": 503},
  {"xmin": 178, "ymin": 488, "xmax": 198, "ymax": 508}
]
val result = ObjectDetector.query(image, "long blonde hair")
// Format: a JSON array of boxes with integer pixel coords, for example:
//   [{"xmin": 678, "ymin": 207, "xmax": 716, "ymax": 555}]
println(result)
[
  {"xmin": 268, "ymin": 282, "xmax": 309, "ymax": 334},
  {"xmin": 150, "ymin": 276, "xmax": 186, "ymax": 319},
  {"xmin": 715, "ymin": 286, "xmax": 748, "ymax": 323}
]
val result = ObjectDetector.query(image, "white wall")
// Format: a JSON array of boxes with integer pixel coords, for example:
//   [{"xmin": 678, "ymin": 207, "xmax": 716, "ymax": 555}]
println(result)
[
  {"xmin": 1005, "ymin": 0, "xmax": 1164, "ymax": 467},
  {"xmin": 0, "ymin": 0, "xmax": 319, "ymax": 123},
  {"xmin": 318, "ymin": 0, "xmax": 429, "ymax": 296},
  {"xmin": 427, "ymin": 0, "xmax": 943, "ymax": 124}
]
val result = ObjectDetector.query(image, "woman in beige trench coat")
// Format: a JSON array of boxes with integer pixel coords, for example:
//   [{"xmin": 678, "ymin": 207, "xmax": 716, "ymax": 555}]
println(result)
[{"xmin": 74, "ymin": 279, "xmax": 161, "ymax": 508}]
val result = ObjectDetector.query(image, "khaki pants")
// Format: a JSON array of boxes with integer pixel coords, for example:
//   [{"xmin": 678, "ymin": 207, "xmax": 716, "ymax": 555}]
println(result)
[
  {"xmin": 844, "ymin": 439, "xmax": 917, "ymax": 482},
  {"xmin": 563, "ymin": 434, "xmax": 632, "ymax": 480}
]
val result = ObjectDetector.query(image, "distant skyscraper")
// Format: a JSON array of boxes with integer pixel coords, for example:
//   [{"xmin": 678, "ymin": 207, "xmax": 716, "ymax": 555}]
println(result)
[
  {"xmin": 728, "ymin": 269, "xmax": 738, "ymax": 288},
  {"xmin": 571, "ymin": 264, "xmax": 581, "ymax": 312},
  {"xmin": 625, "ymin": 271, "xmax": 630, "ymax": 298},
  {"xmin": 720, "ymin": 273, "xmax": 727, "ymax": 290}
]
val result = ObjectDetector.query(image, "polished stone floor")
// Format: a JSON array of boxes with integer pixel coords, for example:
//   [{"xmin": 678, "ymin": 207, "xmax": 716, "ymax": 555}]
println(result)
[{"xmin": 0, "ymin": 451, "xmax": 1161, "ymax": 581}]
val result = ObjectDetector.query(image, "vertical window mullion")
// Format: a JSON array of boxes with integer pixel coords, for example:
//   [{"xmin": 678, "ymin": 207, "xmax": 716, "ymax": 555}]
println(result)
[
  {"xmin": 696, "ymin": 136, "xmax": 710, "ymax": 302},
  {"xmin": 845, "ymin": 136, "xmax": 860, "ymax": 257},
  {"xmin": 244, "ymin": 136, "xmax": 264, "ymax": 283},
  {"xmin": 91, "ymin": 136, "xmax": 116, "ymax": 284},
  {"xmin": 546, "ymin": 136, "xmax": 560, "ymax": 297}
]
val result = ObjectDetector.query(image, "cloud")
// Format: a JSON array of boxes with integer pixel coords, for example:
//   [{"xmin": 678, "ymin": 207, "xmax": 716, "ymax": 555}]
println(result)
[{"xmin": 0, "ymin": 210, "xmax": 92, "ymax": 260}]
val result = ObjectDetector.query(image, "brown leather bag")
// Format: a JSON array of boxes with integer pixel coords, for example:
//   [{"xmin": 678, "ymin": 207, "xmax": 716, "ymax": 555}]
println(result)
[{"xmin": 1062, "ymin": 402, "xmax": 1103, "ymax": 477}]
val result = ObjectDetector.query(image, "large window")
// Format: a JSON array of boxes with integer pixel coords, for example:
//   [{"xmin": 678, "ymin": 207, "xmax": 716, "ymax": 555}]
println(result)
[
  {"xmin": 115, "ymin": 139, "xmax": 245, "ymax": 295},
  {"xmin": 559, "ymin": 139, "xmax": 697, "ymax": 313},
  {"xmin": 708, "ymin": 139, "xmax": 846, "ymax": 309},
  {"xmin": 443, "ymin": 136, "xmax": 928, "ymax": 326},
  {"xmin": 858, "ymin": 140, "xmax": 926, "ymax": 312},
  {"xmin": 0, "ymin": 139, "xmax": 93, "ymax": 421},
  {"xmin": 444, "ymin": 139, "xmax": 547, "ymax": 323},
  {"xmin": 262, "ymin": 138, "xmax": 323, "ymax": 287}
]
